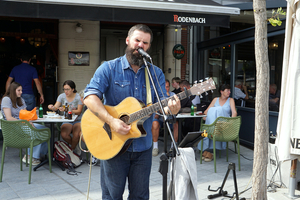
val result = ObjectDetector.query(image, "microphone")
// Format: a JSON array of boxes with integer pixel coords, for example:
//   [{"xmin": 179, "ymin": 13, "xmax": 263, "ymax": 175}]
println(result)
[{"xmin": 137, "ymin": 48, "xmax": 151, "ymax": 59}]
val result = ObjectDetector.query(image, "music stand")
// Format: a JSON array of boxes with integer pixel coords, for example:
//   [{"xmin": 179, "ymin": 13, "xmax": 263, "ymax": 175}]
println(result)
[{"xmin": 179, "ymin": 131, "xmax": 204, "ymax": 148}]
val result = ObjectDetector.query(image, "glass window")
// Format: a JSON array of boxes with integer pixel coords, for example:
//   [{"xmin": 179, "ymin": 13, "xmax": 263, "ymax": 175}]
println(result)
[{"xmin": 203, "ymin": 45, "xmax": 231, "ymax": 99}]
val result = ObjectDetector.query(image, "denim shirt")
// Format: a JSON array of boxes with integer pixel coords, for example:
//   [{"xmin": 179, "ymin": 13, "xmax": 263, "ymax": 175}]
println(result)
[{"xmin": 84, "ymin": 55, "xmax": 167, "ymax": 152}]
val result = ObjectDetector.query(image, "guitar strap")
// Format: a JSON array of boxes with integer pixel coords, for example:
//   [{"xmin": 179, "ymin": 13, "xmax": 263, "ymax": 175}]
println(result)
[{"xmin": 145, "ymin": 68, "xmax": 152, "ymax": 106}]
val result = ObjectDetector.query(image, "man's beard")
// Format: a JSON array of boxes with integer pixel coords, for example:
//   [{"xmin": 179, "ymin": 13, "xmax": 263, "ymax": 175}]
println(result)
[{"xmin": 125, "ymin": 46, "xmax": 144, "ymax": 67}]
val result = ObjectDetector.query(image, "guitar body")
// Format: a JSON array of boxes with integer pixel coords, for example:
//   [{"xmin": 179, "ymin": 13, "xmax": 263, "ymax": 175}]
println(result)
[
  {"xmin": 81, "ymin": 97, "xmax": 148, "ymax": 160},
  {"xmin": 81, "ymin": 78, "xmax": 215, "ymax": 160}
]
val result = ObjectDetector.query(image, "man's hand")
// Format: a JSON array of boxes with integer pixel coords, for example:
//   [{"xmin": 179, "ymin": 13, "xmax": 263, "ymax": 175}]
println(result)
[
  {"xmin": 40, "ymin": 95, "xmax": 44, "ymax": 104},
  {"xmin": 109, "ymin": 118, "xmax": 131, "ymax": 135},
  {"xmin": 164, "ymin": 95, "xmax": 181, "ymax": 115}
]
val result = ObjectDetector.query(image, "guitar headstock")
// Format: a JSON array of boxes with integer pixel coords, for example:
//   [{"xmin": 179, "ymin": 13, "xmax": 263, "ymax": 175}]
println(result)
[{"xmin": 190, "ymin": 78, "xmax": 216, "ymax": 96}]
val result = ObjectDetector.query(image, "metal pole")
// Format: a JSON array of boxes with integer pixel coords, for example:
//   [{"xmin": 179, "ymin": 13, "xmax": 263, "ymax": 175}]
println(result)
[{"xmin": 288, "ymin": 159, "xmax": 297, "ymax": 198}]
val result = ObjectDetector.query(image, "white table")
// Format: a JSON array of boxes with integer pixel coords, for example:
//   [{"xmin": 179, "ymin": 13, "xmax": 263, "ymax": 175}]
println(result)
[
  {"xmin": 162, "ymin": 111, "xmax": 206, "ymax": 152},
  {"xmin": 176, "ymin": 111, "xmax": 206, "ymax": 143},
  {"xmin": 31, "ymin": 114, "xmax": 77, "ymax": 171}
]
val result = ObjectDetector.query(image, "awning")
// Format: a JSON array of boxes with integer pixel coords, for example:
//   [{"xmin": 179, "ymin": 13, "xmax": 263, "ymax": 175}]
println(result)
[{"xmin": 1, "ymin": 0, "xmax": 240, "ymax": 28}]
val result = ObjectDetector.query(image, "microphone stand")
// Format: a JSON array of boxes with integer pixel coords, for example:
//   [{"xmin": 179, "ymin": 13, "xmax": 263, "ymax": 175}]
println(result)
[{"xmin": 141, "ymin": 56, "xmax": 179, "ymax": 200}]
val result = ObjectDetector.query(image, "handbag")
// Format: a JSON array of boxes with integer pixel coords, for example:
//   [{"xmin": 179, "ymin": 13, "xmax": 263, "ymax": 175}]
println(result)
[{"xmin": 19, "ymin": 107, "xmax": 38, "ymax": 121}]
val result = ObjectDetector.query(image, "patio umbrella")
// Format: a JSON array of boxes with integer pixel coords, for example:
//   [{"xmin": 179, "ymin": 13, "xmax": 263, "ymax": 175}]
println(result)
[
  {"xmin": 276, "ymin": 0, "xmax": 300, "ymax": 162},
  {"xmin": 275, "ymin": 0, "xmax": 300, "ymax": 197}
]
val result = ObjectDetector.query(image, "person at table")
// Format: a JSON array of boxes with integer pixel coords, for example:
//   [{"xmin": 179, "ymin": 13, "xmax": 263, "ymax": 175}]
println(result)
[
  {"xmin": 198, "ymin": 84, "xmax": 237, "ymax": 162},
  {"xmin": 1, "ymin": 82, "xmax": 49, "ymax": 165},
  {"xmin": 83, "ymin": 24, "xmax": 181, "ymax": 200},
  {"xmin": 171, "ymin": 77, "xmax": 181, "ymax": 94},
  {"xmin": 179, "ymin": 80, "xmax": 201, "ymax": 137},
  {"xmin": 48, "ymin": 80, "xmax": 83, "ymax": 155},
  {"xmin": 269, "ymin": 83, "xmax": 280, "ymax": 112},
  {"xmin": 152, "ymin": 79, "xmax": 179, "ymax": 157},
  {"xmin": 234, "ymin": 79, "xmax": 249, "ymax": 107}
]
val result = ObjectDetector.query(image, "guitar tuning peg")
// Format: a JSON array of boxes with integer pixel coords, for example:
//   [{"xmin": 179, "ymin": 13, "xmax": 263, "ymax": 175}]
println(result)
[
  {"xmin": 211, "ymin": 90, "xmax": 213, "ymax": 93},
  {"xmin": 200, "ymin": 95, "xmax": 203, "ymax": 98},
  {"xmin": 205, "ymin": 77, "xmax": 208, "ymax": 80},
  {"xmin": 205, "ymin": 92, "xmax": 208, "ymax": 95},
  {"xmin": 194, "ymin": 81, "xmax": 197, "ymax": 85},
  {"xmin": 199, "ymin": 79, "xmax": 203, "ymax": 83}
]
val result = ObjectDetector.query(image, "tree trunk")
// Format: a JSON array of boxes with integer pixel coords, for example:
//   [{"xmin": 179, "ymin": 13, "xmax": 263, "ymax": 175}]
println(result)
[{"xmin": 252, "ymin": 0, "xmax": 269, "ymax": 200}]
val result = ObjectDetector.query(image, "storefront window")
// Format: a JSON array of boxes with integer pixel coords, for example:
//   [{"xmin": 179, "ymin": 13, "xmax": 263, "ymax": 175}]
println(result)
[
  {"xmin": 204, "ymin": 46, "xmax": 231, "ymax": 99},
  {"xmin": 234, "ymin": 35, "xmax": 284, "ymax": 111},
  {"xmin": 201, "ymin": 34, "xmax": 284, "ymax": 112}
]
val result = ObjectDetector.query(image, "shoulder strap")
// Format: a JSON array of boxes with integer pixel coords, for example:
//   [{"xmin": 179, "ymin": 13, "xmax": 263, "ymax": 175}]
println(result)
[{"xmin": 145, "ymin": 68, "xmax": 152, "ymax": 106}]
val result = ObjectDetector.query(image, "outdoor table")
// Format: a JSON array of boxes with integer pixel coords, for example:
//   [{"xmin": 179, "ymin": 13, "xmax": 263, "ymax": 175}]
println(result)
[
  {"xmin": 163, "ymin": 111, "xmax": 206, "ymax": 153},
  {"xmin": 30, "ymin": 114, "xmax": 78, "ymax": 171}
]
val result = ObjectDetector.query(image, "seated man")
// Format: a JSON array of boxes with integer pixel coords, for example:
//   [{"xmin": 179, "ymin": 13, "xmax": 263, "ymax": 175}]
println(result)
[
  {"xmin": 171, "ymin": 77, "xmax": 182, "ymax": 94},
  {"xmin": 234, "ymin": 79, "xmax": 248, "ymax": 107},
  {"xmin": 152, "ymin": 79, "xmax": 178, "ymax": 156},
  {"xmin": 179, "ymin": 80, "xmax": 200, "ymax": 137},
  {"xmin": 269, "ymin": 84, "xmax": 280, "ymax": 111}
]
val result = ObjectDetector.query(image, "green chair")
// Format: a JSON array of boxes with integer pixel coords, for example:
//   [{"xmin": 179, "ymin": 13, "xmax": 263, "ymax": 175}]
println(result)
[
  {"xmin": 0, "ymin": 119, "xmax": 52, "ymax": 184},
  {"xmin": 199, "ymin": 116, "xmax": 241, "ymax": 173}
]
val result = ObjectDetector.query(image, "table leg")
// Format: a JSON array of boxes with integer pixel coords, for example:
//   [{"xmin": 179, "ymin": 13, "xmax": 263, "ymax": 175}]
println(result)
[
  {"xmin": 34, "ymin": 123, "xmax": 65, "ymax": 171},
  {"xmin": 178, "ymin": 119, "xmax": 183, "ymax": 144}
]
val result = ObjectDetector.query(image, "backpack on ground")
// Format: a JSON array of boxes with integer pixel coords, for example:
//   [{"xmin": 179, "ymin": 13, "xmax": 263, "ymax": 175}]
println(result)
[{"xmin": 54, "ymin": 141, "xmax": 82, "ymax": 175}]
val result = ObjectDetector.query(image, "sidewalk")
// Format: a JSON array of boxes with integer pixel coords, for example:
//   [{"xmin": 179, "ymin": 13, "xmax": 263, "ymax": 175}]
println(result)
[{"xmin": 0, "ymin": 138, "xmax": 272, "ymax": 200}]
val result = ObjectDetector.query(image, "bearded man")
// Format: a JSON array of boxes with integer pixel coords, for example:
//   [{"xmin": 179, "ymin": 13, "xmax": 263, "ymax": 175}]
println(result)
[{"xmin": 83, "ymin": 24, "xmax": 181, "ymax": 200}]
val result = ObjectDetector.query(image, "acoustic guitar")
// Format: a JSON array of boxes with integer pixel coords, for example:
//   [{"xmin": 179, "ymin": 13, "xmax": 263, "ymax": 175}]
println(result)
[{"xmin": 81, "ymin": 78, "xmax": 215, "ymax": 160}]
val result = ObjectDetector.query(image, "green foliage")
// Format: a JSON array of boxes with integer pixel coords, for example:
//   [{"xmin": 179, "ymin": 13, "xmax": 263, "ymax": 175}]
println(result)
[{"xmin": 268, "ymin": 7, "xmax": 286, "ymax": 27}]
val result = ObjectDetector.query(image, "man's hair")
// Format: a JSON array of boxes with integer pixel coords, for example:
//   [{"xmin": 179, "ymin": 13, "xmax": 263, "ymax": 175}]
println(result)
[
  {"xmin": 235, "ymin": 79, "xmax": 243, "ymax": 86},
  {"xmin": 172, "ymin": 77, "xmax": 181, "ymax": 84},
  {"xmin": 180, "ymin": 80, "xmax": 190, "ymax": 87},
  {"xmin": 128, "ymin": 24, "xmax": 153, "ymax": 43},
  {"xmin": 165, "ymin": 79, "xmax": 170, "ymax": 85},
  {"xmin": 20, "ymin": 53, "xmax": 32, "ymax": 61}
]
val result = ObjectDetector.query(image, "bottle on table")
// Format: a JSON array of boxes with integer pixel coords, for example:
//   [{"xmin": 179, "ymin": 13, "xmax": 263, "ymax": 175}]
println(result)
[
  {"xmin": 39, "ymin": 104, "xmax": 43, "ymax": 118},
  {"xmin": 191, "ymin": 104, "xmax": 194, "ymax": 116},
  {"xmin": 64, "ymin": 103, "xmax": 69, "ymax": 119}
]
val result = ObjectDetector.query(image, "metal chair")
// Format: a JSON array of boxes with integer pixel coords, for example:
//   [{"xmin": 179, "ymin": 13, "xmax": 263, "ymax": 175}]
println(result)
[
  {"xmin": 0, "ymin": 119, "xmax": 52, "ymax": 184},
  {"xmin": 199, "ymin": 116, "xmax": 241, "ymax": 173}
]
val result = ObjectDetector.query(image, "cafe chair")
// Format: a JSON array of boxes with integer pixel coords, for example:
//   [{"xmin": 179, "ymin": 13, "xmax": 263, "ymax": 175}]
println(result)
[
  {"xmin": 0, "ymin": 119, "xmax": 52, "ymax": 184},
  {"xmin": 199, "ymin": 116, "xmax": 241, "ymax": 173}
]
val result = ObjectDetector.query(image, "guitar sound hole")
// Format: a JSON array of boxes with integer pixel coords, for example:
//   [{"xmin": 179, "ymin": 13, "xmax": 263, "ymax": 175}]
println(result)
[{"xmin": 120, "ymin": 115, "xmax": 129, "ymax": 124}]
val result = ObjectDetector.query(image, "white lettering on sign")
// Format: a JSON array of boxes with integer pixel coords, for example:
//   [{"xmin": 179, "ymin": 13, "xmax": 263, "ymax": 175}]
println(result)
[{"xmin": 173, "ymin": 15, "xmax": 206, "ymax": 24}]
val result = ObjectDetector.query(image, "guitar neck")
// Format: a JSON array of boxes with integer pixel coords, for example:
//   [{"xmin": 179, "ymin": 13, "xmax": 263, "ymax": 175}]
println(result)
[{"xmin": 127, "ymin": 90, "xmax": 192, "ymax": 124}]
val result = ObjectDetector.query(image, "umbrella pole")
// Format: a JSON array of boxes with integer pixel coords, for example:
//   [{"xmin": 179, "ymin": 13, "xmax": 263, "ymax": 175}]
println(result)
[{"xmin": 288, "ymin": 159, "xmax": 297, "ymax": 198}]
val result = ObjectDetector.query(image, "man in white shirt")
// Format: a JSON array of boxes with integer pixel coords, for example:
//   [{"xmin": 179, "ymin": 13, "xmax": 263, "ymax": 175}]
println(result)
[{"xmin": 234, "ymin": 79, "xmax": 249, "ymax": 106}]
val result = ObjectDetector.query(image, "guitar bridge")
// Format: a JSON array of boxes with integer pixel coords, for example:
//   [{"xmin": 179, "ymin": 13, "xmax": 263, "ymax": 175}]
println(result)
[{"xmin": 103, "ymin": 123, "xmax": 112, "ymax": 140}]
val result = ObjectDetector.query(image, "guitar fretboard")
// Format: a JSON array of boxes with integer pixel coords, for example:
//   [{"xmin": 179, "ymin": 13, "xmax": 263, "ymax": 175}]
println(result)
[{"xmin": 127, "ymin": 90, "xmax": 192, "ymax": 124}]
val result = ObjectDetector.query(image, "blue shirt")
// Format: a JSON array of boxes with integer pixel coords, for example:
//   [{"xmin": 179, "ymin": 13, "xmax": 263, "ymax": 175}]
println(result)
[
  {"xmin": 9, "ymin": 63, "xmax": 38, "ymax": 95},
  {"xmin": 84, "ymin": 55, "xmax": 167, "ymax": 152}
]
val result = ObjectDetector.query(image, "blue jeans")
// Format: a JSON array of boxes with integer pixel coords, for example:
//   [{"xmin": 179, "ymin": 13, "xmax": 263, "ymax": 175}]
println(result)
[
  {"xmin": 27, "ymin": 123, "xmax": 48, "ymax": 159},
  {"xmin": 22, "ymin": 94, "xmax": 36, "ymax": 111},
  {"xmin": 101, "ymin": 147, "xmax": 152, "ymax": 200}
]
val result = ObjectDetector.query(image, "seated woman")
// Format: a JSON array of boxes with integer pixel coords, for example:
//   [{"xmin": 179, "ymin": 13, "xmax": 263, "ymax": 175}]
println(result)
[
  {"xmin": 198, "ymin": 84, "xmax": 237, "ymax": 162},
  {"xmin": 48, "ymin": 80, "xmax": 83, "ymax": 155},
  {"xmin": 1, "ymin": 82, "xmax": 49, "ymax": 165}
]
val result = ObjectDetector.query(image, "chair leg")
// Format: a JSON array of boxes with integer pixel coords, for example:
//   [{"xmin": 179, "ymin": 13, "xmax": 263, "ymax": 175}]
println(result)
[
  {"xmin": 213, "ymin": 139, "xmax": 217, "ymax": 173},
  {"xmin": 28, "ymin": 144, "xmax": 34, "ymax": 184},
  {"xmin": 47, "ymin": 140, "xmax": 52, "ymax": 173},
  {"xmin": 200, "ymin": 140, "xmax": 203, "ymax": 164},
  {"xmin": 0, "ymin": 144, "xmax": 6, "ymax": 182},
  {"xmin": 226, "ymin": 142, "xmax": 228, "ymax": 162},
  {"xmin": 19, "ymin": 149, "xmax": 23, "ymax": 171},
  {"xmin": 237, "ymin": 139, "xmax": 241, "ymax": 171}
]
